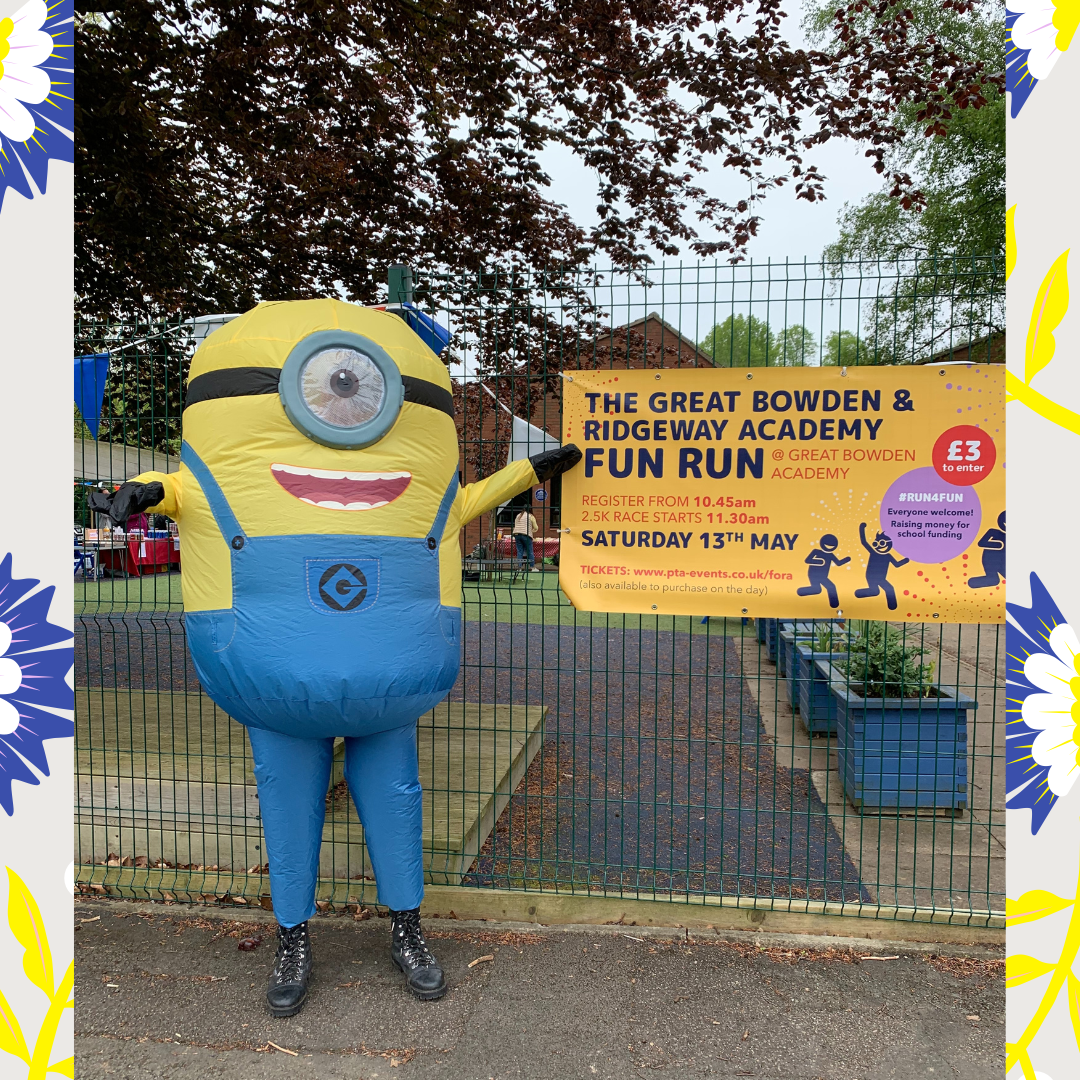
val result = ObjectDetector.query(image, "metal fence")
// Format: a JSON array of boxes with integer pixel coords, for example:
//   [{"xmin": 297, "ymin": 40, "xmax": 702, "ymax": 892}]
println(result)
[{"xmin": 74, "ymin": 256, "xmax": 1005, "ymax": 926}]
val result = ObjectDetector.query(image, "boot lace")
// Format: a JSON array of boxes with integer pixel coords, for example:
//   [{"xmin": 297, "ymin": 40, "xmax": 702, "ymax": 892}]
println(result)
[
  {"xmin": 273, "ymin": 924, "xmax": 309, "ymax": 984},
  {"xmin": 394, "ymin": 910, "xmax": 435, "ymax": 967}
]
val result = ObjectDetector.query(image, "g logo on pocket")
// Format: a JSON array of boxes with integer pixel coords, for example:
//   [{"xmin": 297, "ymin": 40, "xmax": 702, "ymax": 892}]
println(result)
[
  {"xmin": 319, "ymin": 563, "xmax": 367, "ymax": 610},
  {"xmin": 306, "ymin": 558, "xmax": 379, "ymax": 614}
]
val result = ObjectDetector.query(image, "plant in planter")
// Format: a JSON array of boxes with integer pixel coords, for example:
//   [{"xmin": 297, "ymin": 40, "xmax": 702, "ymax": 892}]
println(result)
[
  {"xmin": 822, "ymin": 623, "xmax": 977, "ymax": 813},
  {"xmin": 837, "ymin": 622, "xmax": 935, "ymax": 699},
  {"xmin": 793, "ymin": 624, "xmax": 854, "ymax": 735},
  {"xmin": 782, "ymin": 619, "xmax": 842, "ymax": 709}
]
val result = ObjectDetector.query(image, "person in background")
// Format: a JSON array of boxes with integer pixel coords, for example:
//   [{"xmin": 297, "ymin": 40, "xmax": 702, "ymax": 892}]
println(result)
[{"xmin": 512, "ymin": 503, "xmax": 539, "ymax": 572}]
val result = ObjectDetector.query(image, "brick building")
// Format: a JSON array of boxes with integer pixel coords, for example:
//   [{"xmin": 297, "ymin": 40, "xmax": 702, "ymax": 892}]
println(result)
[{"xmin": 456, "ymin": 313, "xmax": 714, "ymax": 558}]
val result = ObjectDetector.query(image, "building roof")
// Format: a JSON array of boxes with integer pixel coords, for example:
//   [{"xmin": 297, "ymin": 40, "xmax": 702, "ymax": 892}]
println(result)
[
  {"xmin": 918, "ymin": 331, "xmax": 1005, "ymax": 365},
  {"xmin": 596, "ymin": 311, "xmax": 714, "ymax": 367}
]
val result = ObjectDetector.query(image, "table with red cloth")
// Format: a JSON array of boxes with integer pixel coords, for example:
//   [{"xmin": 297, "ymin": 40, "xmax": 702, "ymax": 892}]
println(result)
[
  {"xmin": 94, "ymin": 537, "xmax": 181, "ymax": 577},
  {"xmin": 496, "ymin": 536, "xmax": 560, "ymax": 558}
]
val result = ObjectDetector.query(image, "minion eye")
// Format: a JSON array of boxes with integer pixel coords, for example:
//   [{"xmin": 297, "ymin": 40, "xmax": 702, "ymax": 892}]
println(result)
[
  {"xmin": 279, "ymin": 331, "xmax": 404, "ymax": 449},
  {"xmin": 301, "ymin": 349, "xmax": 385, "ymax": 427}
]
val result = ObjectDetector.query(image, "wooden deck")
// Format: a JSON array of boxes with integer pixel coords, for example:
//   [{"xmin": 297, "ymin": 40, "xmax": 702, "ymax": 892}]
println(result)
[{"xmin": 76, "ymin": 690, "xmax": 546, "ymax": 891}]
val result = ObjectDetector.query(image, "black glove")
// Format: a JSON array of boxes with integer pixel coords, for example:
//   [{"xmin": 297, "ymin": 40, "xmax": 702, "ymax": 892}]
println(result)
[
  {"xmin": 530, "ymin": 443, "xmax": 582, "ymax": 483},
  {"xmin": 87, "ymin": 481, "xmax": 165, "ymax": 527}
]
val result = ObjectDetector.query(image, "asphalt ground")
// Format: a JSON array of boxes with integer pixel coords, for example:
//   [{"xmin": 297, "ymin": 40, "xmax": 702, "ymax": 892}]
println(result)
[
  {"xmin": 74, "ymin": 900, "xmax": 1004, "ymax": 1080},
  {"xmin": 76, "ymin": 617, "xmax": 865, "ymax": 902}
]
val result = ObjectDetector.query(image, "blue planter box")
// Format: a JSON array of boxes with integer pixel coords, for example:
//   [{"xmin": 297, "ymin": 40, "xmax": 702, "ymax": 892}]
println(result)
[
  {"xmin": 764, "ymin": 619, "xmax": 780, "ymax": 662},
  {"xmin": 776, "ymin": 623, "xmax": 798, "ymax": 679},
  {"xmin": 821, "ymin": 662, "xmax": 976, "ymax": 813},
  {"xmin": 778, "ymin": 623, "xmax": 820, "ymax": 689},
  {"xmin": 756, "ymin": 617, "xmax": 768, "ymax": 644},
  {"xmin": 779, "ymin": 621, "xmax": 846, "ymax": 695},
  {"xmin": 793, "ymin": 645, "xmax": 850, "ymax": 733}
]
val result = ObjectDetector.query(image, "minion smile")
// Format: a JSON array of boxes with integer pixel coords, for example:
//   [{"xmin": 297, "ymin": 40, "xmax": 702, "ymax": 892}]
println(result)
[{"xmin": 270, "ymin": 463, "xmax": 412, "ymax": 511}]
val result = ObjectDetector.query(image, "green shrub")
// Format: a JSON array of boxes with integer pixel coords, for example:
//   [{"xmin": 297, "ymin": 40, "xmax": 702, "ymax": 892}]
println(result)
[
  {"xmin": 813, "ymin": 622, "xmax": 836, "ymax": 653},
  {"xmin": 838, "ymin": 622, "xmax": 935, "ymax": 699}
]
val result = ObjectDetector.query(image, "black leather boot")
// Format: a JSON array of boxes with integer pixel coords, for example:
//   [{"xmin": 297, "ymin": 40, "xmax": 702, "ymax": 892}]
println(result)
[
  {"xmin": 390, "ymin": 908, "xmax": 447, "ymax": 1000},
  {"xmin": 266, "ymin": 921, "xmax": 313, "ymax": 1017}
]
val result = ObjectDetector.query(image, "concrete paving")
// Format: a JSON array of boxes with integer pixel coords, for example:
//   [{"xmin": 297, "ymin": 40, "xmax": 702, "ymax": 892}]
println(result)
[{"xmin": 75, "ymin": 900, "xmax": 1003, "ymax": 1080}]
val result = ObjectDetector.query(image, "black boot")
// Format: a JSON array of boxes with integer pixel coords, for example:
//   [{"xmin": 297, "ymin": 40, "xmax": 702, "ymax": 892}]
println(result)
[
  {"xmin": 390, "ymin": 908, "xmax": 447, "ymax": 1000},
  {"xmin": 266, "ymin": 921, "xmax": 313, "ymax": 1018}
]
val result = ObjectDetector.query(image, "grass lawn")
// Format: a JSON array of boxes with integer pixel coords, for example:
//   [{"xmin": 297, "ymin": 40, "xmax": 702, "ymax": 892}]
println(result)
[
  {"xmin": 76, "ymin": 567, "xmax": 745, "ymax": 635},
  {"xmin": 76, "ymin": 571, "xmax": 184, "ymax": 613}
]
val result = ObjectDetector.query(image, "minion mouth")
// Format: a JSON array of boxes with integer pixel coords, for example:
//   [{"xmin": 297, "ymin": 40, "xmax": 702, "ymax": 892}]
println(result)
[{"xmin": 271, "ymin": 463, "xmax": 412, "ymax": 510}]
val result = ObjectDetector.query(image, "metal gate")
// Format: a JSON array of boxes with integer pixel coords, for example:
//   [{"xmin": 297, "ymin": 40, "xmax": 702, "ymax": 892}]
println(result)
[{"xmin": 75, "ymin": 256, "xmax": 1005, "ymax": 926}]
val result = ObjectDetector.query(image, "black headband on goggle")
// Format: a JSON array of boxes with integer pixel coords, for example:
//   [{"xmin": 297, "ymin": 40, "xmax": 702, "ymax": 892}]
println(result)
[{"xmin": 184, "ymin": 366, "xmax": 455, "ymax": 420}]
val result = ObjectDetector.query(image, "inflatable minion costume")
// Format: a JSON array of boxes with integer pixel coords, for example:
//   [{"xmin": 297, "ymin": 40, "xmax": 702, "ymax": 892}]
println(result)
[{"xmin": 90, "ymin": 300, "xmax": 581, "ymax": 1016}]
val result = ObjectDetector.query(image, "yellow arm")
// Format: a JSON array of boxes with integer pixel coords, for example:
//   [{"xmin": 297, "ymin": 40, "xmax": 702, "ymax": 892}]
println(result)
[
  {"xmin": 458, "ymin": 458, "xmax": 537, "ymax": 525},
  {"xmin": 130, "ymin": 470, "xmax": 183, "ymax": 521}
]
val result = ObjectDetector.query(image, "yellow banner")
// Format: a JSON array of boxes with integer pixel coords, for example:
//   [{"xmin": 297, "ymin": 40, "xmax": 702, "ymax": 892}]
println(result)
[{"xmin": 559, "ymin": 366, "xmax": 1005, "ymax": 622}]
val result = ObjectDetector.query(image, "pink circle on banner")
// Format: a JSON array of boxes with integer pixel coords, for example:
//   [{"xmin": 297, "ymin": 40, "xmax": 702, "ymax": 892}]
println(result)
[{"xmin": 879, "ymin": 467, "xmax": 981, "ymax": 564}]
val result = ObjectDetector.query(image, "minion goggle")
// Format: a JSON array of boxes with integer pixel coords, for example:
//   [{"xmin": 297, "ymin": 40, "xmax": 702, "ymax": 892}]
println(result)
[{"xmin": 184, "ymin": 329, "xmax": 454, "ymax": 450}]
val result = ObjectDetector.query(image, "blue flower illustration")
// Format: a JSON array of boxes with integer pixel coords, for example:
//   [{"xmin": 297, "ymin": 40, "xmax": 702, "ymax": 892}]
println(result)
[
  {"xmin": 1006, "ymin": 2, "xmax": 1080, "ymax": 118},
  {"xmin": 1006, "ymin": 10, "xmax": 1038, "ymax": 118},
  {"xmin": 0, "ymin": 0, "xmax": 73, "ymax": 211},
  {"xmin": 1006, "ymin": 572, "xmax": 1079, "ymax": 834},
  {"xmin": 0, "ymin": 553, "xmax": 73, "ymax": 815}
]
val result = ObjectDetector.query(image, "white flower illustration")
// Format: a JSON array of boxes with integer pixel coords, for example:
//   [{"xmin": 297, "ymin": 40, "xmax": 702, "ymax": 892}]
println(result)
[
  {"xmin": 1010, "ymin": 0, "xmax": 1080, "ymax": 81},
  {"xmin": 0, "ymin": 619, "xmax": 22, "ymax": 736},
  {"xmin": 1023, "ymin": 622, "xmax": 1080, "ymax": 797},
  {"xmin": 0, "ymin": 0, "xmax": 53, "ymax": 142}
]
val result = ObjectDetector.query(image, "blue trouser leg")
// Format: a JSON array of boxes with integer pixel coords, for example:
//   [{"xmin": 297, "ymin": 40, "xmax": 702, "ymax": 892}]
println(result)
[
  {"xmin": 247, "ymin": 725, "xmax": 335, "ymax": 929},
  {"xmin": 343, "ymin": 721, "xmax": 424, "ymax": 912}
]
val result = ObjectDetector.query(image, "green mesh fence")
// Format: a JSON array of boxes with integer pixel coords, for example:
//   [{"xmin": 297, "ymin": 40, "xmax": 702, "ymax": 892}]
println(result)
[{"xmin": 75, "ymin": 256, "xmax": 1005, "ymax": 926}]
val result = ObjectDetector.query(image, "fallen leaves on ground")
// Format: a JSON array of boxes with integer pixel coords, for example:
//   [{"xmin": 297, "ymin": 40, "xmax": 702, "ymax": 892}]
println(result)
[{"xmin": 923, "ymin": 954, "xmax": 1004, "ymax": 980}]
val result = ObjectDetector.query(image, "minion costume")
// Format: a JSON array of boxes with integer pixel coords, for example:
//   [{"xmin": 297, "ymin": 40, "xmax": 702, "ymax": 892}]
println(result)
[{"xmin": 90, "ymin": 299, "xmax": 581, "ymax": 1016}]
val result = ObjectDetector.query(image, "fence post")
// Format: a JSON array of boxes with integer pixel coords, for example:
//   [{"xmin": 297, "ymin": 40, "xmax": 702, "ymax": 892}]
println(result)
[{"xmin": 387, "ymin": 264, "xmax": 414, "ymax": 305}]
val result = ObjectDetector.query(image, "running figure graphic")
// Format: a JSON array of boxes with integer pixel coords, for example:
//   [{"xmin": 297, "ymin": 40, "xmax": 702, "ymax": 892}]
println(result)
[
  {"xmin": 796, "ymin": 534, "xmax": 850, "ymax": 609},
  {"xmin": 854, "ymin": 522, "xmax": 909, "ymax": 610},
  {"xmin": 968, "ymin": 511, "xmax": 1005, "ymax": 589}
]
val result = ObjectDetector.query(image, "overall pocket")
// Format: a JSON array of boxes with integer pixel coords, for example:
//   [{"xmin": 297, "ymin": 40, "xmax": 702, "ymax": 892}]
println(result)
[
  {"xmin": 439, "ymin": 605, "xmax": 462, "ymax": 646},
  {"xmin": 183, "ymin": 610, "xmax": 237, "ymax": 655}
]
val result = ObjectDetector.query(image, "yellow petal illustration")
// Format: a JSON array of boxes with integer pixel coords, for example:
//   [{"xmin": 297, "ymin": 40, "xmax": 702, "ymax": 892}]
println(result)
[
  {"xmin": 1005, "ymin": 369, "xmax": 1080, "ymax": 435},
  {"xmin": 1007, "ymin": 890, "xmax": 1075, "ymax": 926},
  {"xmin": 7, "ymin": 868, "xmax": 53, "ymax": 999},
  {"xmin": 1070, "ymin": 972, "xmax": 1080, "ymax": 1055},
  {"xmin": 1025, "ymin": 250, "xmax": 1070, "ymax": 384},
  {"xmin": 1006, "ymin": 204, "xmax": 1016, "ymax": 281},
  {"xmin": 1005, "ymin": 1041, "xmax": 1036, "ymax": 1078},
  {"xmin": 1006, "ymin": 954, "xmax": 1058, "ymax": 989},
  {"xmin": 28, "ymin": 962, "xmax": 73, "ymax": 1080},
  {"xmin": 45, "ymin": 1058, "xmax": 73, "ymax": 1078},
  {"xmin": 1054, "ymin": 0, "xmax": 1080, "ymax": 51},
  {"xmin": 0, "ymin": 986, "xmax": 29, "ymax": 1063}
]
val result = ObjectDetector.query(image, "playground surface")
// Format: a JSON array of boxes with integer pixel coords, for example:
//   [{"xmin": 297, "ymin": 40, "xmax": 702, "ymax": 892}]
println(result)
[{"xmin": 76, "ymin": 613, "xmax": 863, "ymax": 904}]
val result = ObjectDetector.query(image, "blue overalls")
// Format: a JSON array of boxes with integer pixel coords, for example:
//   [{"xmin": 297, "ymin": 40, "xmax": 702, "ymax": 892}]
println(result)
[{"xmin": 180, "ymin": 443, "xmax": 462, "ymax": 924}]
